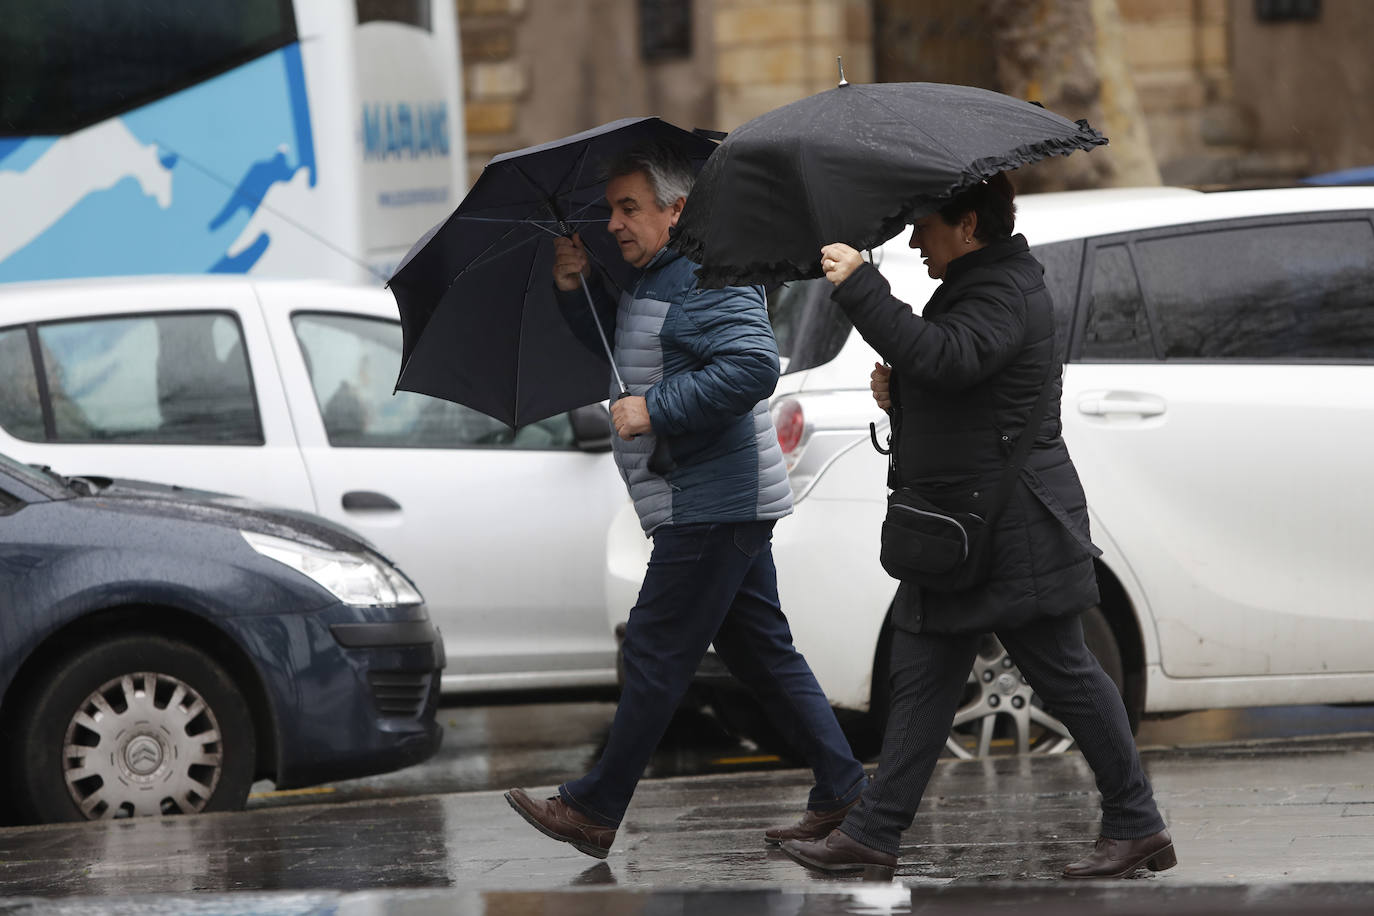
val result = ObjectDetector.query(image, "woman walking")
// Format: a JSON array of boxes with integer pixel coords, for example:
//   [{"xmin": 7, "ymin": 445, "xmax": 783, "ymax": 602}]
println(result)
[{"xmin": 780, "ymin": 173, "xmax": 1175, "ymax": 881}]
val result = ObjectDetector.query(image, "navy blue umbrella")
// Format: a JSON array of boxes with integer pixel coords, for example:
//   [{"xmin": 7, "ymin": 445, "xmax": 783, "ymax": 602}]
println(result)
[{"xmin": 389, "ymin": 117, "xmax": 718, "ymax": 428}]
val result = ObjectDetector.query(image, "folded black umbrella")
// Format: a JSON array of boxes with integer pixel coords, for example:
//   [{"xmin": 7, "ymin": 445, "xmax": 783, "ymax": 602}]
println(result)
[
  {"xmin": 673, "ymin": 80, "xmax": 1107, "ymax": 288},
  {"xmin": 389, "ymin": 117, "xmax": 719, "ymax": 428}
]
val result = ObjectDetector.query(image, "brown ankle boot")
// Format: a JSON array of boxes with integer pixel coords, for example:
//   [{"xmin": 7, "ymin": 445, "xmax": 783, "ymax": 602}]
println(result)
[
  {"xmin": 763, "ymin": 796, "xmax": 862, "ymax": 845},
  {"xmin": 780, "ymin": 828, "xmax": 897, "ymax": 881},
  {"xmin": 1063, "ymin": 828, "xmax": 1177, "ymax": 878}
]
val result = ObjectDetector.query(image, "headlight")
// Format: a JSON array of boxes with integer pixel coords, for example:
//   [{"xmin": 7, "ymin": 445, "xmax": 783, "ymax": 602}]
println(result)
[{"xmin": 240, "ymin": 531, "xmax": 424, "ymax": 607}]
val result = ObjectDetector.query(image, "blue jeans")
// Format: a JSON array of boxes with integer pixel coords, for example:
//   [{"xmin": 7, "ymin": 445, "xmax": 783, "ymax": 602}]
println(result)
[{"xmin": 560, "ymin": 520, "xmax": 867, "ymax": 826}]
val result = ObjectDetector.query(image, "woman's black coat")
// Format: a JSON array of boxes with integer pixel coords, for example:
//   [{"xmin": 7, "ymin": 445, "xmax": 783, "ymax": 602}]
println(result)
[{"xmin": 832, "ymin": 234, "xmax": 1100, "ymax": 634}]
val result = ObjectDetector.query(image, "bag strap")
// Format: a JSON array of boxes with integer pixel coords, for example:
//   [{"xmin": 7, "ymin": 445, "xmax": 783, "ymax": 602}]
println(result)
[
  {"xmin": 876, "ymin": 350, "xmax": 1058, "ymax": 523},
  {"xmin": 982, "ymin": 355, "xmax": 1057, "ymax": 527}
]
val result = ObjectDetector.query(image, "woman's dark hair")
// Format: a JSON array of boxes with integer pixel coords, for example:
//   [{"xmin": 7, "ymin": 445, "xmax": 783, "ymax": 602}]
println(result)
[{"xmin": 937, "ymin": 171, "xmax": 1016, "ymax": 241}]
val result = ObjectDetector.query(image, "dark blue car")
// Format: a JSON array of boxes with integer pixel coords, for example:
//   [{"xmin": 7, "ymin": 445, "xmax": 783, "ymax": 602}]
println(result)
[{"xmin": 0, "ymin": 452, "xmax": 443, "ymax": 824}]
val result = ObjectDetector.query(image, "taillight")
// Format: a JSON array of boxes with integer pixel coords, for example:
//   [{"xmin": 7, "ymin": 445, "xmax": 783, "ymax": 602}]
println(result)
[{"xmin": 774, "ymin": 398, "xmax": 804, "ymax": 455}]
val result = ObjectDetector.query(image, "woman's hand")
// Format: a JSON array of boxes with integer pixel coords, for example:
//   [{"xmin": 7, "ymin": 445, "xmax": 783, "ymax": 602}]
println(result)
[
  {"xmin": 820, "ymin": 243, "xmax": 863, "ymax": 287},
  {"xmin": 870, "ymin": 362, "xmax": 892, "ymax": 411},
  {"xmin": 553, "ymin": 234, "xmax": 590, "ymax": 291}
]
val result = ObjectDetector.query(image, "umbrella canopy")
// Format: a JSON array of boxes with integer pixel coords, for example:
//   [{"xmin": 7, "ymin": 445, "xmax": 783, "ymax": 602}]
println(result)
[
  {"xmin": 389, "ymin": 117, "xmax": 719, "ymax": 428},
  {"xmin": 673, "ymin": 81, "xmax": 1107, "ymax": 288}
]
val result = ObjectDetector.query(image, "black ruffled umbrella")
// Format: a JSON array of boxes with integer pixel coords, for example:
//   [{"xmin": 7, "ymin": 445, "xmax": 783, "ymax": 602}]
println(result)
[
  {"xmin": 674, "ymin": 79, "xmax": 1107, "ymax": 288},
  {"xmin": 389, "ymin": 118, "xmax": 718, "ymax": 428}
]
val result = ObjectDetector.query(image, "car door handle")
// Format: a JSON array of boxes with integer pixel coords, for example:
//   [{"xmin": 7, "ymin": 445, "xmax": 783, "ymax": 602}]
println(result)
[
  {"xmin": 342, "ymin": 491, "xmax": 401, "ymax": 511},
  {"xmin": 1077, "ymin": 391, "xmax": 1167, "ymax": 418}
]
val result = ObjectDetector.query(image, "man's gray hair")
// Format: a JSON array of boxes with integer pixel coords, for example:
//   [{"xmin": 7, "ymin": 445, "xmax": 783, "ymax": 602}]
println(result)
[{"xmin": 606, "ymin": 142, "xmax": 694, "ymax": 209}]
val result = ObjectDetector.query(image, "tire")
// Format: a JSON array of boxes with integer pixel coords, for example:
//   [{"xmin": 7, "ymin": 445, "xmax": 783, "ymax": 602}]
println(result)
[{"xmin": 10, "ymin": 635, "xmax": 256, "ymax": 824}]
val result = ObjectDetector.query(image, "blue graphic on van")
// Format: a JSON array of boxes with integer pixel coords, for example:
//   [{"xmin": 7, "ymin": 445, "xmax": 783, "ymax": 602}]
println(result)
[
  {"xmin": 0, "ymin": 138, "xmax": 54, "ymax": 171},
  {"xmin": 0, "ymin": 45, "xmax": 316, "ymax": 283}
]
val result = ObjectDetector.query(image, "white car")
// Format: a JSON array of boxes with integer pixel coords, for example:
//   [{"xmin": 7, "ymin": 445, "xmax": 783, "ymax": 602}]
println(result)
[
  {"xmin": 0, "ymin": 276, "xmax": 627, "ymax": 695},
  {"xmin": 606, "ymin": 185, "xmax": 1374, "ymax": 758}
]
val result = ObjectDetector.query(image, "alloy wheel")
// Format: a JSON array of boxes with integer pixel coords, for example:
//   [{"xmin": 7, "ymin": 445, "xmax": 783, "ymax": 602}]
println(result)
[{"xmin": 945, "ymin": 636, "xmax": 1076, "ymax": 759}]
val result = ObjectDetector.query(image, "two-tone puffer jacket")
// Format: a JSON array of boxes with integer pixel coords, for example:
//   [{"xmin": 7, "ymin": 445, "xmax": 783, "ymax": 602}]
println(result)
[{"xmin": 561, "ymin": 245, "xmax": 793, "ymax": 535}]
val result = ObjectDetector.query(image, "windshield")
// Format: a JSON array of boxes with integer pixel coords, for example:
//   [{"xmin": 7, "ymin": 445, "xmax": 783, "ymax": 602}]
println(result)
[
  {"xmin": 0, "ymin": 451, "xmax": 73, "ymax": 500},
  {"xmin": 767, "ymin": 278, "xmax": 853, "ymax": 375}
]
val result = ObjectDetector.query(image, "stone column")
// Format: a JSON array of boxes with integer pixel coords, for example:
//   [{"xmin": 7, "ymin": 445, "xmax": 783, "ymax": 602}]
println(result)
[
  {"xmin": 457, "ymin": 0, "xmax": 529, "ymax": 188},
  {"xmin": 712, "ymin": 0, "xmax": 875, "ymax": 129}
]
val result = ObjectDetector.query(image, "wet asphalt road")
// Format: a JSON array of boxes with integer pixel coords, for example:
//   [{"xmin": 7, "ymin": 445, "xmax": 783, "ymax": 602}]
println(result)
[{"xmin": 2, "ymin": 700, "xmax": 1373, "ymax": 914}]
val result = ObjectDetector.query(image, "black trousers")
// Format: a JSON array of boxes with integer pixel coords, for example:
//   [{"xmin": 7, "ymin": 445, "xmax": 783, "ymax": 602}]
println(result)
[{"xmin": 841, "ymin": 612, "xmax": 1165, "ymax": 856}]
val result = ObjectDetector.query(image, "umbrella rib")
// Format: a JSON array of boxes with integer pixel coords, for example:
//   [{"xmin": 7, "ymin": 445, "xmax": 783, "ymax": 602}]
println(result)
[
  {"xmin": 463, "ymin": 231, "xmax": 544, "ymax": 275},
  {"xmin": 511, "ymin": 216, "xmax": 548, "ymax": 427},
  {"xmin": 852, "ymin": 84, "xmax": 964, "ymax": 162},
  {"xmin": 454, "ymin": 216, "xmax": 607, "ymax": 226},
  {"xmin": 559, "ymin": 143, "xmax": 597, "ymax": 229}
]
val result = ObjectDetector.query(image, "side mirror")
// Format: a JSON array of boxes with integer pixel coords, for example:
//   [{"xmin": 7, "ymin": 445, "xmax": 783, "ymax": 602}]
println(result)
[{"xmin": 569, "ymin": 403, "xmax": 613, "ymax": 452}]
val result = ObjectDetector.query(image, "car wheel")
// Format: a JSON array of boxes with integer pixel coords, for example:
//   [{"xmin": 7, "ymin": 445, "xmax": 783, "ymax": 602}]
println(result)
[
  {"xmin": 943, "ymin": 606, "xmax": 1126, "ymax": 759},
  {"xmin": 11, "ymin": 635, "xmax": 256, "ymax": 823}
]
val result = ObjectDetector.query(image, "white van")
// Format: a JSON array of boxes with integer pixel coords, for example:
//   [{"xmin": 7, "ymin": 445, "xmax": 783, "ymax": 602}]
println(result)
[{"xmin": 0, "ymin": 0, "xmax": 465, "ymax": 285}]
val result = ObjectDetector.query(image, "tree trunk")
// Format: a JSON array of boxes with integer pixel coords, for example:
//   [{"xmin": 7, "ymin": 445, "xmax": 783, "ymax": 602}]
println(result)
[{"xmin": 984, "ymin": 0, "xmax": 1160, "ymax": 191}]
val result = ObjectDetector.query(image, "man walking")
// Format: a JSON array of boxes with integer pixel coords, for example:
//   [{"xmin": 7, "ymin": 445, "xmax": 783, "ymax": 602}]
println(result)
[{"xmin": 505, "ymin": 142, "xmax": 867, "ymax": 859}]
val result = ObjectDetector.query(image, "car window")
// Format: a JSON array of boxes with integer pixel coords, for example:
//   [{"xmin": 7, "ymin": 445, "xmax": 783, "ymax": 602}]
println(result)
[
  {"xmin": 356, "ymin": 0, "xmax": 431, "ymax": 28},
  {"xmin": 1133, "ymin": 218, "xmax": 1374, "ymax": 360},
  {"xmin": 0, "ymin": 326, "xmax": 46, "ymax": 440},
  {"xmin": 291, "ymin": 312, "xmax": 577, "ymax": 449},
  {"xmin": 24, "ymin": 313, "xmax": 263, "ymax": 445},
  {"xmin": 1080, "ymin": 244, "xmax": 1155, "ymax": 360},
  {"xmin": 768, "ymin": 279, "xmax": 853, "ymax": 374},
  {"xmin": 1, "ymin": 0, "xmax": 295, "ymax": 135},
  {"xmin": 1031, "ymin": 238, "xmax": 1086, "ymax": 364}
]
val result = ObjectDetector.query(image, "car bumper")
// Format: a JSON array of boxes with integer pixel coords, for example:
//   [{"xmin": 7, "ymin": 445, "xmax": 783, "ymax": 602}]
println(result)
[{"xmin": 224, "ymin": 607, "xmax": 445, "ymax": 789}]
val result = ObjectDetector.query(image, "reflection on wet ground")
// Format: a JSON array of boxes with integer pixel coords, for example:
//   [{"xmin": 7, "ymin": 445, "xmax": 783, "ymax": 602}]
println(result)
[
  {"xmin": 245, "ymin": 699, "xmax": 1374, "ymax": 809},
  {"xmin": 1137, "ymin": 703, "xmax": 1374, "ymax": 747},
  {"xmin": 247, "ymin": 701, "xmax": 791, "ymax": 809},
  {"xmin": 7, "ymin": 883, "xmax": 1374, "ymax": 916}
]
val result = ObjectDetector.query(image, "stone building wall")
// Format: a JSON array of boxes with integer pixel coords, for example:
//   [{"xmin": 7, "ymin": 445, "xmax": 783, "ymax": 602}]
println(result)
[
  {"xmin": 457, "ymin": 0, "xmax": 717, "ymax": 187},
  {"xmin": 455, "ymin": 0, "xmax": 1365, "ymax": 192},
  {"xmin": 712, "ymin": 0, "xmax": 874, "ymax": 129},
  {"xmin": 1230, "ymin": 0, "xmax": 1374, "ymax": 179}
]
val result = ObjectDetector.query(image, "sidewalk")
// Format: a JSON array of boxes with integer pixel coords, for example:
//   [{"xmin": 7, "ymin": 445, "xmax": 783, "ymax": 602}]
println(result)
[{"xmin": 1, "ymin": 732, "xmax": 1372, "ymax": 913}]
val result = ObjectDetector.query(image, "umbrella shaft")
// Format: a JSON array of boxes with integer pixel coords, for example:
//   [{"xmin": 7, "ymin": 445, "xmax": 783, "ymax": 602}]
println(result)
[{"xmin": 580, "ymin": 273, "xmax": 628, "ymax": 396}]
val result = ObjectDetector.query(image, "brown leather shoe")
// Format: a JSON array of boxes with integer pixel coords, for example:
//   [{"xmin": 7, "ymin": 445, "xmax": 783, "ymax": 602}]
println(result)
[
  {"xmin": 505, "ymin": 788, "xmax": 616, "ymax": 860},
  {"xmin": 780, "ymin": 828, "xmax": 897, "ymax": 881},
  {"xmin": 764, "ymin": 796, "xmax": 862, "ymax": 845},
  {"xmin": 1063, "ymin": 828, "xmax": 1177, "ymax": 878}
]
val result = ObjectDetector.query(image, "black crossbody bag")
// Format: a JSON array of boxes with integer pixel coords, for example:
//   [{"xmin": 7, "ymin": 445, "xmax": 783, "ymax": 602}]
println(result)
[{"xmin": 875, "ymin": 360, "xmax": 1055, "ymax": 593}]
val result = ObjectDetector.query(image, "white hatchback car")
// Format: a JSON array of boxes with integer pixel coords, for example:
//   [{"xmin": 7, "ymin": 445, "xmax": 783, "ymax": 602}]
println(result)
[
  {"xmin": 606, "ymin": 185, "xmax": 1374, "ymax": 758},
  {"xmin": 0, "ymin": 277, "xmax": 627, "ymax": 695}
]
